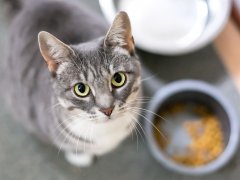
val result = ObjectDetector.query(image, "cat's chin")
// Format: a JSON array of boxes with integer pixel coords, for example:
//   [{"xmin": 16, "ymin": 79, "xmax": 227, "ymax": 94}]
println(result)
[
  {"xmin": 94, "ymin": 117, "xmax": 113, "ymax": 123},
  {"xmin": 94, "ymin": 113, "xmax": 121, "ymax": 123}
]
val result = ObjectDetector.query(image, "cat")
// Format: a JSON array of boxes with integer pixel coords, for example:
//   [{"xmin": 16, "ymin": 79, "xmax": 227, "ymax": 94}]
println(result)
[{"xmin": 2, "ymin": 0, "xmax": 141, "ymax": 167}]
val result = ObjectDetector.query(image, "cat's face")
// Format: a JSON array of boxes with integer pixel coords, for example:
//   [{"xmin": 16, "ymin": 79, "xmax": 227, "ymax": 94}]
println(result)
[{"xmin": 38, "ymin": 12, "xmax": 141, "ymax": 122}]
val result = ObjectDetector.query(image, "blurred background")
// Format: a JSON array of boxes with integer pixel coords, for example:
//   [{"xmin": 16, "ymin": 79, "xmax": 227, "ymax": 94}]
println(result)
[{"xmin": 1, "ymin": 0, "xmax": 240, "ymax": 179}]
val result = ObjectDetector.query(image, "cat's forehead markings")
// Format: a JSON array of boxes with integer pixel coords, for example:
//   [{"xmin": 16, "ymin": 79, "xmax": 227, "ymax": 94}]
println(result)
[
  {"xmin": 96, "ymin": 93, "xmax": 113, "ymax": 108},
  {"xmin": 109, "ymin": 64, "xmax": 114, "ymax": 73},
  {"xmin": 91, "ymin": 87, "xmax": 96, "ymax": 96},
  {"xmin": 87, "ymin": 68, "xmax": 94, "ymax": 82},
  {"xmin": 109, "ymin": 80, "xmax": 113, "ymax": 92},
  {"xmin": 57, "ymin": 62, "xmax": 69, "ymax": 75},
  {"xmin": 110, "ymin": 63, "xmax": 125, "ymax": 73},
  {"xmin": 79, "ymin": 73, "xmax": 85, "ymax": 82},
  {"xmin": 101, "ymin": 67, "xmax": 109, "ymax": 77},
  {"xmin": 114, "ymin": 47, "xmax": 130, "ymax": 57},
  {"xmin": 89, "ymin": 65, "xmax": 97, "ymax": 77}
]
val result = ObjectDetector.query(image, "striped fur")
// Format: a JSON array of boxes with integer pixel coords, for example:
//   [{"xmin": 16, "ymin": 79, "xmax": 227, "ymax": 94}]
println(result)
[{"xmin": 2, "ymin": 0, "xmax": 141, "ymax": 166}]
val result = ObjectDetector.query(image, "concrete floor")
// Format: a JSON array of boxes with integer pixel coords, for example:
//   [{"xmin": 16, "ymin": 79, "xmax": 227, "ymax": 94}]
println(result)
[{"xmin": 0, "ymin": 0, "xmax": 240, "ymax": 180}]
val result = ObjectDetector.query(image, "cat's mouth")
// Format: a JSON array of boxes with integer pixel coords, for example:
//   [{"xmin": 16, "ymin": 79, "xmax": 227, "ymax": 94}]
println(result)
[{"xmin": 94, "ymin": 109, "xmax": 123, "ymax": 123}]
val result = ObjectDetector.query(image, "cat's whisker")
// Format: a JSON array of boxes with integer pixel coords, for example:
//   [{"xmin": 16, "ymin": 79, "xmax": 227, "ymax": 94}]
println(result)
[
  {"xmin": 54, "ymin": 116, "xmax": 90, "ymax": 143},
  {"xmin": 57, "ymin": 120, "xmax": 79, "ymax": 156},
  {"xmin": 83, "ymin": 124, "xmax": 92, "ymax": 153},
  {"xmin": 141, "ymin": 73, "xmax": 160, "ymax": 82},
  {"xmin": 128, "ymin": 120, "xmax": 135, "ymax": 141},
  {"xmin": 129, "ymin": 121, "xmax": 134, "ymax": 141},
  {"xmin": 54, "ymin": 115, "xmax": 89, "ymax": 133},
  {"xmin": 127, "ymin": 95, "xmax": 152, "ymax": 100},
  {"xmin": 136, "ymin": 96, "xmax": 153, "ymax": 99},
  {"xmin": 130, "ymin": 114, "xmax": 147, "ymax": 140},
  {"xmin": 75, "ymin": 125, "xmax": 80, "ymax": 155},
  {"xmin": 67, "ymin": 113, "xmax": 95, "ymax": 120},
  {"xmin": 46, "ymin": 102, "xmax": 61, "ymax": 111},
  {"xmin": 128, "ymin": 106, "xmax": 168, "ymax": 122},
  {"xmin": 75, "ymin": 121, "xmax": 89, "ymax": 155},
  {"xmin": 131, "ymin": 120, "xmax": 139, "ymax": 151},
  {"xmin": 124, "ymin": 101, "xmax": 149, "ymax": 107},
  {"xmin": 89, "ymin": 123, "xmax": 95, "ymax": 146},
  {"xmin": 127, "ymin": 108, "xmax": 167, "ymax": 141},
  {"xmin": 131, "ymin": 119, "xmax": 144, "ymax": 142},
  {"xmin": 125, "ymin": 98, "xmax": 151, "ymax": 104},
  {"xmin": 57, "ymin": 130, "xmax": 70, "ymax": 156},
  {"xmin": 132, "ymin": 98, "xmax": 152, "ymax": 101},
  {"xmin": 71, "ymin": 55, "xmax": 82, "ymax": 73},
  {"xmin": 126, "ymin": 99, "xmax": 150, "ymax": 104},
  {"xmin": 55, "ymin": 114, "xmax": 95, "ymax": 138}
]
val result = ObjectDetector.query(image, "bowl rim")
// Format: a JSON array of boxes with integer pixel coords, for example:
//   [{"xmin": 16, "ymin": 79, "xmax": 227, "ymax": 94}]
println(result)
[
  {"xmin": 145, "ymin": 80, "xmax": 240, "ymax": 175},
  {"xmin": 99, "ymin": 0, "xmax": 231, "ymax": 55}
]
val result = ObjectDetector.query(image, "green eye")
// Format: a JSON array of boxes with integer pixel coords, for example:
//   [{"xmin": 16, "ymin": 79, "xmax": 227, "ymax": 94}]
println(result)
[
  {"xmin": 111, "ymin": 72, "xmax": 126, "ymax": 88},
  {"xmin": 74, "ymin": 83, "xmax": 90, "ymax": 97}
]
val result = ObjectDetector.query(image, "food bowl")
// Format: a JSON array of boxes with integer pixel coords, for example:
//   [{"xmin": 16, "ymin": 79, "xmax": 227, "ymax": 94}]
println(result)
[
  {"xmin": 99, "ymin": 0, "xmax": 231, "ymax": 55},
  {"xmin": 145, "ymin": 80, "xmax": 239, "ymax": 175}
]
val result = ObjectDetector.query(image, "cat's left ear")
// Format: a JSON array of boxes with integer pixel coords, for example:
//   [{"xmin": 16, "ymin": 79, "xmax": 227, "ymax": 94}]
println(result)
[
  {"xmin": 104, "ymin": 11, "xmax": 135, "ymax": 55},
  {"xmin": 38, "ymin": 31, "xmax": 75, "ymax": 75}
]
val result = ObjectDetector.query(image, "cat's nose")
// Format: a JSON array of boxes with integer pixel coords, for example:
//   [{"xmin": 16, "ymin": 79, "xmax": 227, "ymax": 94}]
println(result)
[{"xmin": 99, "ymin": 106, "xmax": 115, "ymax": 117}]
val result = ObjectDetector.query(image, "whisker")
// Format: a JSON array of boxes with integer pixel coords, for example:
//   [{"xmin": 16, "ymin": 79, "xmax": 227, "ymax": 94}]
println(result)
[
  {"xmin": 130, "ymin": 114, "xmax": 147, "ymax": 140},
  {"xmin": 83, "ymin": 124, "xmax": 92, "ymax": 153},
  {"xmin": 133, "ymin": 120, "xmax": 144, "ymax": 142},
  {"xmin": 128, "ymin": 109, "xmax": 167, "ymax": 140},
  {"xmin": 141, "ymin": 73, "xmax": 160, "ymax": 82},
  {"xmin": 46, "ymin": 102, "xmax": 61, "ymax": 111},
  {"xmin": 131, "ymin": 121, "xmax": 139, "ymax": 151},
  {"xmin": 128, "ymin": 106, "xmax": 168, "ymax": 122},
  {"xmin": 57, "ymin": 120, "xmax": 79, "ymax": 156}
]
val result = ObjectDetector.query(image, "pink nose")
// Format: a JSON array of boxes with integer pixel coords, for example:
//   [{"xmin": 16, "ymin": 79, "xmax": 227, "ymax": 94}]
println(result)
[{"xmin": 100, "ymin": 106, "xmax": 114, "ymax": 117}]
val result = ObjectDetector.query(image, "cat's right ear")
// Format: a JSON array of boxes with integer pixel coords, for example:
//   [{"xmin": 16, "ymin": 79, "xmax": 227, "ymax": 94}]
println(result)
[
  {"xmin": 38, "ymin": 31, "xmax": 75, "ymax": 75},
  {"xmin": 104, "ymin": 11, "xmax": 135, "ymax": 55}
]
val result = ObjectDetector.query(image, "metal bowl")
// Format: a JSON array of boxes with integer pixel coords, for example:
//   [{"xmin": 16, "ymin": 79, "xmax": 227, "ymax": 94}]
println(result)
[
  {"xmin": 99, "ymin": 0, "xmax": 231, "ymax": 55},
  {"xmin": 145, "ymin": 80, "xmax": 239, "ymax": 175}
]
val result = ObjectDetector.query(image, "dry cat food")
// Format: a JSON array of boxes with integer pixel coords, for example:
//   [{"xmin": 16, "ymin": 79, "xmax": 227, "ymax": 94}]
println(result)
[{"xmin": 154, "ymin": 103, "xmax": 224, "ymax": 166}]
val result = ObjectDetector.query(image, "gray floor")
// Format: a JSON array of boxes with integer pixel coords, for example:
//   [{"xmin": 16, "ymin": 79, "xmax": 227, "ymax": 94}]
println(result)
[{"xmin": 1, "ymin": 1, "xmax": 240, "ymax": 180}]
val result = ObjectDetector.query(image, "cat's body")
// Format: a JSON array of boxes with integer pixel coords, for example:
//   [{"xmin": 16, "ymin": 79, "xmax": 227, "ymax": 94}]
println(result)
[{"xmin": 2, "ymin": 0, "xmax": 141, "ymax": 166}]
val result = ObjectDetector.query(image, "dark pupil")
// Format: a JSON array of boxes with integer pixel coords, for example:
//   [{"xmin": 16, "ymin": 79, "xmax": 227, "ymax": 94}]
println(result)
[
  {"xmin": 78, "ymin": 83, "xmax": 85, "ymax": 93},
  {"xmin": 114, "ymin": 73, "xmax": 122, "ymax": 83}
]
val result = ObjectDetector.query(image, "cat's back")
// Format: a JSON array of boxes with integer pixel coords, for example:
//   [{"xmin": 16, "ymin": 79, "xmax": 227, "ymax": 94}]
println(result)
[
  {"xmin": 3, "ymin": 0, "xmax": 108, "ymax": 139},
  {"xmin": 13, "ymin": 0, "xmax": 108, "ymax": 45}
]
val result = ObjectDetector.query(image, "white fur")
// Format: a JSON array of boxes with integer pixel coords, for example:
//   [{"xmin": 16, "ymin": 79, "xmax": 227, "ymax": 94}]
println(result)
[
  {"xmin": 95, "ymin": 93, "xmax": 113, "ymax": 108},
  {"xmin": 62, "ymin": 89, "xmax": 141, "ymax": 156},
  {"xmin": 65, "ymin": 152, "xmax": 94, "ymax": 167}
]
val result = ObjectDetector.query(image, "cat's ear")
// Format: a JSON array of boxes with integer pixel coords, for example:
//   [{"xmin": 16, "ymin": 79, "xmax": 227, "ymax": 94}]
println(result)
[
  {"xmin": 38, "ymin": 31, "xmax": 74, "ymax": 74},
  {"xmin": 104, "ymin": 11, "xmax": 135, "ymax": 55}
]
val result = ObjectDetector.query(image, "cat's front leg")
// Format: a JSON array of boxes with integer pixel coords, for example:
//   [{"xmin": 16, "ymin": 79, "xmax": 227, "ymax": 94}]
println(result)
[{"xmin": 65, "ymin": 151, "xmax": 94, "ymax": 167}]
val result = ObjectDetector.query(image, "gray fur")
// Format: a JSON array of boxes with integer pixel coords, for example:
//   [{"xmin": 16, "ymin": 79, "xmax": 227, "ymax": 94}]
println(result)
[{"xmin": 1, "ymin": 0, "xmax": 141, "ymax": 162}]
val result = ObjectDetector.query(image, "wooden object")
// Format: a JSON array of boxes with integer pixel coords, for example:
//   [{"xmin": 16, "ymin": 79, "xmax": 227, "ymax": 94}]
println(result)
[{"xmin": 214, "ymin": 18, "xmax": 240, "ymax": 92}]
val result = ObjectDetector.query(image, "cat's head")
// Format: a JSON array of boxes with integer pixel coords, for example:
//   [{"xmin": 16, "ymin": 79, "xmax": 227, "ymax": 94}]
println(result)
[{"xmin": 38, "ymin": 12, "xmax": 141, "ymax": 122}]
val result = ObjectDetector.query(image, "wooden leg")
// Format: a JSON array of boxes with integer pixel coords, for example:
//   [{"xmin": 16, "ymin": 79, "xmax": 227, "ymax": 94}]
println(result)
[{"xmin": 214, "ymin": 18, "xmax": 240, "ymax": 92}]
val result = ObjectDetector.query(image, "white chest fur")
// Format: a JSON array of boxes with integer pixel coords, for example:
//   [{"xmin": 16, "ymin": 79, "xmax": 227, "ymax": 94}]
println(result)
[{"xmin": 68, "ymin": 110, "xmax": 139, "ymax": 155}]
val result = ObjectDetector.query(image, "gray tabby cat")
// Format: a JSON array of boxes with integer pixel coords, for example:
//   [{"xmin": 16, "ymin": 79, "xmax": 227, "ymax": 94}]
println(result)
[{"xmin": 2, "ymin": 0, "xmax": 141, "ymax": 167}]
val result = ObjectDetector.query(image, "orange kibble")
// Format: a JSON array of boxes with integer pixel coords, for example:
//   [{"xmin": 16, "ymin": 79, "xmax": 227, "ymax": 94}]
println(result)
[{"xmin": 154, "ymin": 103, "xmax": 224, "ymax": 166}]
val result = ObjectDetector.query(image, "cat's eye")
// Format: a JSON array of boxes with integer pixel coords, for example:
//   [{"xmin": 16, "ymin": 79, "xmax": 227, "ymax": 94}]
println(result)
[
  {"xmin": 111, "ymin": 72, "xmax": 126, "ymax": 88},
  {"xmin": 73, "ymin": 83, "xmax": 90, "ymax": 97}
]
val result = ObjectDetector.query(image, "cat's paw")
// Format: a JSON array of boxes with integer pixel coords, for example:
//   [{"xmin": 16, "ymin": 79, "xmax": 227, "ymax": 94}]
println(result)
[{"xmin": 65, "ymin": 152, "xmax": 94, "ymax": 167}]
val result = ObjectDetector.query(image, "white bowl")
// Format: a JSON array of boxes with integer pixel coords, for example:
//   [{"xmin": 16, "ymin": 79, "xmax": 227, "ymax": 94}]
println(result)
[{"xmin": 99, "ymin": 0, "xmax": 231, "ymax": 55}]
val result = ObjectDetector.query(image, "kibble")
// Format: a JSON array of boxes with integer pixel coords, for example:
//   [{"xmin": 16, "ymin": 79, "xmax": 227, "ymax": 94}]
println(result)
[{"xmin": 154, "ymin": 103, "xmax": 224, "ymax": 166}]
